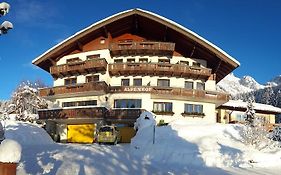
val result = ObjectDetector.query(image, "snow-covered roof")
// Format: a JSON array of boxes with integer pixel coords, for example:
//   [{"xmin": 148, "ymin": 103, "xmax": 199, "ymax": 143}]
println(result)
[
  {"xmin": 32, "ymin": 8, "xmax": 240, "ymax": 68},
  {"xmin": 219, "ymin": 100, "xmax": 281, "ymax": 114}
]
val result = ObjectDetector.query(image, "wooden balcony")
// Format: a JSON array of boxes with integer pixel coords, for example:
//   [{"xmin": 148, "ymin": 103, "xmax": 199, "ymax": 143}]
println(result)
[
  {"xmin": 108, "ymin": 63, "xmax": 212, "ymax": 79},
  {"xmin": 50, "ymin": 58, "xmax": 107, "ymax": 77},
  {"xmin": 39, "ymin": 81, "xmax": 109, "ymax": 97},
  {"xmin": 38, "ymin": 107, "xmax": 107, "ymax": 120},
  {"xmin": 109, "ymin": 41, "xmax": 175, "ymax": 56},
  {"xmin": 106, "ymin": 109, "xmax": 145, "ymax": 121},
  {"xmin": 110, "ymin": 86, "xmax": 229, "ymax": 104}
]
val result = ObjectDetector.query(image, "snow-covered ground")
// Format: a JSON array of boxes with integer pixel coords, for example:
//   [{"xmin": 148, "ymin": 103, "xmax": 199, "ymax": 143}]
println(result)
[{"xmin": 2, "ymin": 120, "xmax": 281, "ymax": 175}]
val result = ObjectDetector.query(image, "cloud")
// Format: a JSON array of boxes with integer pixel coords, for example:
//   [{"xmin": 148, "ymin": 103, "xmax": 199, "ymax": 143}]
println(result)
[{"xmin": 13, "ymin": 0, "xmax": 63, "ymax": 29}]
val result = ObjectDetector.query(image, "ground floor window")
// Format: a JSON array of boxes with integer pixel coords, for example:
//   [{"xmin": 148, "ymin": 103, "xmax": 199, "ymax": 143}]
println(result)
[
  {"xmin": 183, "ymin": 104, "xmax": 204, "ymax": 116},
  {"xmin": 114, "ymin": 99, "xmax": 142, "ymax": 108},
  {"xmin": 62, "ymin": 100, "xmax": 97, "ymax": 107},
  {"xmin": 153, "ymin": 102, "xmax": 173, "ymax": 113}
]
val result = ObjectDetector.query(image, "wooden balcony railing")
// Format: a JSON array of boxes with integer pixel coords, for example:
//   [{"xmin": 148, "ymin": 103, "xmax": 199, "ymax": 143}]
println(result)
[
  {"xmin": 106, "ymin": 109, "xmax": 145, "ymax": 121},
  {"xmin": 110, "ymin": 86, "xmax": 229, "ymax": 103},
  {"xmin": 38, "ymin": 107, "xmax": 107, "ymax": 120},
  {"xmin": 109, "ymin": 41, "xmax": 175, "ymax": 56},
  {"xmin": 50, "ymin": 58, "xmax": 107, "ymax": 77},
  {"xmin": 108, "ymin": 63, "xmax": 212, "ymax": 79},
  {"xmin": 39, "ymin": 81, "xmax": 109, "ymax": 97}
]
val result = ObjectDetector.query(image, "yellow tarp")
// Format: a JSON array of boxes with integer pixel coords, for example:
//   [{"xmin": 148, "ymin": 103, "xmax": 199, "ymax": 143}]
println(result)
[
  {"xmin": 118, "ymin": 127, "xmax": 136, "ymax": 143},
  {"xmin": 67, "ymin": 124, "xmax": 96, "ymax": 143}
]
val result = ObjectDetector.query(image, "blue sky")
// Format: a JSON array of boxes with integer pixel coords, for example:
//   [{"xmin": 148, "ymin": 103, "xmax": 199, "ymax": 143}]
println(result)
[{"xmin": 0, "ymin": 0, "xmax": 280, "ymax": 100}]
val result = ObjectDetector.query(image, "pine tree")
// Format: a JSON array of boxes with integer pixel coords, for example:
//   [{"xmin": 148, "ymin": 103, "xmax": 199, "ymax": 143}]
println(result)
[{"xmin": 242, "ymin": 99, "xmax": 271, "ymax": 150}]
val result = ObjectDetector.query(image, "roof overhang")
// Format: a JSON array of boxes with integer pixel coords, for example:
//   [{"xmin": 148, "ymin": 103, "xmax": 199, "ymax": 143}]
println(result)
[{"xmin": 32, "ymin": 8, "xmax": 240, "ymax": 81}]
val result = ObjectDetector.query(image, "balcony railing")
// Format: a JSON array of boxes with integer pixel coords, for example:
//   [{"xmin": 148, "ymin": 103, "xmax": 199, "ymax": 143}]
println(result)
[
  {"xmin": 106, "ymin": 109, "xmax": 145, "ymax": 121},
  {"xmin": 39, "ymin": 81, "xmax": 109, "ymax": 97},
  {"xmin": 109, "ymin": 41, "xmax": 175, "ymax": 56},
  {"xmin": 38, "ymin": 107, "xmax": 107, "ymax": 120},
  {"xmin": 110, "ymin": 86, "xmax": 229, "ymax": 104},
  {"xmin": 108, "ymin": 63, "xmax": 212, "ymax": 79},
  {"xmin": 50, "ymin": 58, "xmax": 107, "ymax": 77}
]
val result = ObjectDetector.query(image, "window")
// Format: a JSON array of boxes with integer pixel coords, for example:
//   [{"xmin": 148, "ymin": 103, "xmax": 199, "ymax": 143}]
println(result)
[
  {"xmin": 62, "ymin": 100, "xmax": 97, "ymax": 107},
  {"xmin": 180, "ymin": 61, "xmax": 189, "ymax": 66},
  {"xmin": 62, "ymin": 102, "xmax": 76, "ymax": 107},
  {"xmin": 86, "ymin": 75, "xmax": 99, "ymax": 83},
  {"xmin": 65, "ymin": 78, "xmax": 77, "ymax": 86},
  {"xmin": 192, "ymin": 62, "xmax": 201, "ymax": 67},
  {"xmin": 157, "ymin": 79, "xmax": 170, "ymax": 87},
  {"xmin": 87, "ymin": 54, "xmax": 100, "ymax": 60},
  {"xmin": 158, "ymin": 59, "xmax": 170, "ymax": 64},
  {"xmin": 127, "ymin": 58, "xmax": 135, "ymax": 63},
  {"xmin": 184, "ymin": 104, "xmax": 203, "ymax": 114},
  {"xmin": 133, "ymin": 78, "xmax": 142, "ymax": 86},
  {"xmin": 139, "ymin": 58, "xmax": 148, "ymax": 63},
  {"xmin": 196, "ymin": 82, "xmax": 205, "ymax": 90},
  {"xmin": 114, "ymin": 59, "xmax": 123, "ymax": 63},
  {"xmin": 185, "ymin": 81, "xmax": 193, "ymax": 89},
  {"xmin": 153, "ymin": 102, "xmax": 173, "ymax": 112},
  {"xmin": 114, "ymin": 99, "xmax": 141, "ymax": 108},
  {"xmin": 121, "ymin": 79, "xmax": 130, "ymax": 86},
  {"xmin": 66, "ymin": 58, "xmax": 81, "ymax": 64}
]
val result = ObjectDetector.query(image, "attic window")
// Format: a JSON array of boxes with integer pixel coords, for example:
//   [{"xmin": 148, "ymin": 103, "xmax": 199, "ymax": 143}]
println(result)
[{"xmin": 100, "ymin": 39, "xmax": 105, "ymax": 44}]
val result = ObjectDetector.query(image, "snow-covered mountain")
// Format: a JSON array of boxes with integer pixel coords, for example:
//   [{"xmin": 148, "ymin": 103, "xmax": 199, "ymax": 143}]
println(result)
[
  {"xmin": 217, "ymin": 73, "xmax": 264, "ymax": 96},
  {"xmin": 266, "ymin": 75, "xmax": 281, "ymax": 87},
  {"xmin": 217, "ymin": 74, "xmax": 281, "ymax": 108}
]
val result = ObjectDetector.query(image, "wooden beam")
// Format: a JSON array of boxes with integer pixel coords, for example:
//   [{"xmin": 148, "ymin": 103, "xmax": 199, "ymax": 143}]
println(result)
[
  {"xmin": 103, "ymin": 26, "xmax": 108, "ymax": 38},
  {"xmin": 77, "ymin": 41, "xmax": 83, "ymax": 51}
]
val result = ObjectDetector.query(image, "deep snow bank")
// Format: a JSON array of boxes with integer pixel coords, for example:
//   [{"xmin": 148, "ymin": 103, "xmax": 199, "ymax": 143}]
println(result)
[
  {"xmin": 131, "ymin": 118, "xmax": 281, "ymax": 170},
  {"xmin": 4, "ymin": 120, "xmax": 53, "ymax": 146}
]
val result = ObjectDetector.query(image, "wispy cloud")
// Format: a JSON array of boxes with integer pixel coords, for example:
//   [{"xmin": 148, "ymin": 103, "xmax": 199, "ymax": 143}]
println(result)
[{"xmin": 13, "ymin": 0, "xmax": 64, "ymax": 29}]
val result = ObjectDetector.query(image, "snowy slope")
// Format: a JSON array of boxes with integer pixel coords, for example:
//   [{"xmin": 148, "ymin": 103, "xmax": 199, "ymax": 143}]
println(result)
[
  {"xmin": 217, "ymin": 73, "xmax": 264, "ymax": 96},
  {"xmin": 3, "ymin": 119, "xmax": 281, "ymax": 175},
  {"xmin": 131, "ymin": 118, "xmax": 281, "ymax": 174}
]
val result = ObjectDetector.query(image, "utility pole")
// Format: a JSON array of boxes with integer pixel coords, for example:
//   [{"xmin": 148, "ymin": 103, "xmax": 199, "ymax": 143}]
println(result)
[{"xmin": 0, "ymin": 2, "xmax": 13, "ymax": 35}]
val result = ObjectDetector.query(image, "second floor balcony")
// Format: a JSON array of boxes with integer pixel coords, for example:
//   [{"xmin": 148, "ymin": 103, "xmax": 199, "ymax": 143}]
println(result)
[
  {"xmin": 108, "ymin": 63, "xmax": 212, "ymax": 80},
  {"xmin": 50, "ymin": 58, "xmax": 107, "ymax": 78},
  {"xmin": 109, "ymin": 41, "xmax": 175, "ymax": 56}
]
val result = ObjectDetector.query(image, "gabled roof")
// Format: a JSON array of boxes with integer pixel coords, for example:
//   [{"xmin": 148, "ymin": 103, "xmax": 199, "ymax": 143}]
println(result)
[
  {"xmin": 32, "ymin": 8, "xmax": 240, "ymax": 81},
  {"xmin": 218, "ymin": 100, "xmax": 281, "ymax": 114}
]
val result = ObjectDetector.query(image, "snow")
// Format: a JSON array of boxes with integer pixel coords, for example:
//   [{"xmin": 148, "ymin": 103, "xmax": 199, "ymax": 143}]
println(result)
[
  {"xmin": 32, "ymin": 8, "xmax": 239, "ymax": 67},
  {"xmin": 217, "ymin": 73, "xmax": 264, "ymax": 96},
  {"xmin": 221, "ymin": 100, "xmax": 281, "ymax": 113},
  {"xmin": 0, "ymin": 139, "xmax": 21, "ymax": 163},
  {"xmin": 2, "ymin": 119, "xmax": 281, "ymax": 174}
]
